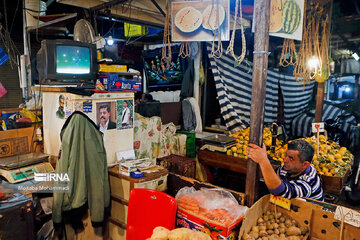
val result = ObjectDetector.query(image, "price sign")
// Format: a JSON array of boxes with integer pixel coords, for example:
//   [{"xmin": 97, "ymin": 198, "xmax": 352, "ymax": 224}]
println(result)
[
  {"xmin": 269, "ymin": 194, "xmax": 291, "ymax": 210},
  {"xmin": 312, "ymin": 122, "xmax": 324, "ymax": 133}
]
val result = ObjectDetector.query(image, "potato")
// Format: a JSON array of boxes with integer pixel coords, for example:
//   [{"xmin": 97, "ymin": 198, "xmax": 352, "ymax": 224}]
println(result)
[
  {"xmin": 274, "ymin": 229, "xmax": 280, "ymax": 235},
  {"xmin": 258, "ymin": 218, "xmax": 264, "ymax": 224},
  {"xmin": 285, "ymin": 219, "xmax": 292, "ymax": 227},
  {"xmin": 150, "ymin": 226, "xmax": 170, "ymax": 240},
  {"xmin": 259, "ymin": 230, "xmax": 268, "ymax": 237},
  {"xmin": 279, "ymin": 233, "xmax": 286, "ymax": 238},
  {"xmin": 259, "ymin": 226, "xmax": 267, "ymax": 232},
  {"xmin": 269, "ymin": 214, "xmax": 275, "ymax": 220},
  {"xmin": 279, "ymin": 227, "xmax": 286, "ymax": 234},
  {"xmin": 269, "ymin": 234, "xmax": 279, "ymax": 240},
  {"xmin": 266, "ymin": 223, "xmax": 274, "ymax": 230},
  {"xmin": 288, "ymin": 236, "xmax": 301, "ymax": 240},
  {"xmin": 270, "ymin": 219, "xmax": 275, "ymax": 224},
  {"xmin": 286, "ymin": 226, "xmax": 302, "ymax": 236},
  {"xmin": 276, "ymin": 219, "xmax": 280, "ymax": 224},
  {"xmin": 266, "ymin": 211, "xmax": 271, "ymax": 216},
  {"xmin": 249, "ymin": 231, "xmax": 259, "ymax": 239},
  {"xmin": 267, "ymin": 229, "xmax": 274, "ymax": 235},
  {"xmin": 168, "ymin": 228, "xmax": 194, "ymax": 240},
  {"xmin": 263, "ymin": 237, "xmax": 269, "ymax": 240},
  {"xmin": 242, "ymin": 233, "xmax": 251, "ymax": 240},
  {"xmin": 278, "ymin": 236, "xmax": 287, "ymax": 240},
  {"xmin": 190, "ymin": 231, "xmax": 212, "ymax": 240},
  {"xmin": 299, "ymin": 226, "xmax": 309, "ymax": 235},
  {"xmin": 252, "ymin": 226, "xmax": 259, "ymax": 233},
  {"xmin": 279, "ymin": 223, "xmax": 285, "ymax": 228},
  {"xmin": 276, "ymin": 212, "xmax": 282, "ymax": 218},
  {"xmin": 273, "ymin": 223, "xmax": 279, "ymax": 229},
  {"xmin": 279, "ymin": 217, "xmax": 285, "ymax": 223}
]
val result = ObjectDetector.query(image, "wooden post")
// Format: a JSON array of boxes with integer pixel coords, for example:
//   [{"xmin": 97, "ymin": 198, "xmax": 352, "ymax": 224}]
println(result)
[
  {"xmin": 355, "ymin": 75, "xmax": 359, "ymax": 100},
  {"xmin": 315, "ymin": 82, "xmax": 325, "ymax": 122},
  {"xmin": 245, "ymin": 0, "xmax": 270, "ymax": 207}
]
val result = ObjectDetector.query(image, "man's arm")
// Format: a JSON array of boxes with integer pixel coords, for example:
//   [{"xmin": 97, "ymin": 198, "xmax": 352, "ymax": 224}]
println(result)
[{"xmin": 247, "ymin": 143, "xmax": 282, "ymax": 190}]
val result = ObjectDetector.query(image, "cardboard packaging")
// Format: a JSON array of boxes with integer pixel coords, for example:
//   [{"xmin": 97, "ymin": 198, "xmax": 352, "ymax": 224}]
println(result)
[
  {"xmin": 177, "ymin": 207, "xmax": 243, "ymax": 240},
  {"xmin": 238, "ymin": 194, "xmax": 360, "ymax": 240},
  {"xmin": 99, "ymin": 64, "xmax": 127, "ymax": 73},
  {"xmin": 97, "ymin": 74, "xmax": 142, "ymax": 92}
]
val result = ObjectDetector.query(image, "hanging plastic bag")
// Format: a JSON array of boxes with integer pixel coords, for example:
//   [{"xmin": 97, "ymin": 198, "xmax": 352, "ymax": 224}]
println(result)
[{"xmin": 0, "ymin": 81, "xmax": 7, "ymax": 98}]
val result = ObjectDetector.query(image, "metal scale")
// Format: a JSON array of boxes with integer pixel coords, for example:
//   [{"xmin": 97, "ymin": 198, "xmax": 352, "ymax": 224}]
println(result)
[
  {"xmin": 200, "ymin": 134, "xmax": 237, "ymax": 152},
  {"xmin": 0, "ymin": 153, "xmax": 54, "ymax": 183}
]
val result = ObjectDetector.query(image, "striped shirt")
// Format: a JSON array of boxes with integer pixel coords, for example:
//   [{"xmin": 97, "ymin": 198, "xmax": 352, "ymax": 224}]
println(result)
[{"xmin": 269, "ymin": 165, "xmax": 324, "ymax": 201}]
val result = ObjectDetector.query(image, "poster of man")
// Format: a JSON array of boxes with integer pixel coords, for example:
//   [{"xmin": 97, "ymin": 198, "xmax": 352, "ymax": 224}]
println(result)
[
  {"xmin": 56, "ymin": 94, "xmax": 65, "ymax": 119},
  {"xmin": 96, "ymin": 102, "xmax": 117, "ymax": 132},
  {"xmin": 117, "ymin": 99, "xmax": 133, "ymax": 130}
]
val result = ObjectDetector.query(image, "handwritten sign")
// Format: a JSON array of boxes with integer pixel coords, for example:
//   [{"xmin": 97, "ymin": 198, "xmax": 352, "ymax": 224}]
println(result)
[
  {"xmin": 269, "ymin": 194, "xmax": 291, "ymax": 210},
  {"xmin": 334, "ymin": 206, "xmax": 360, "ymax": 228}
]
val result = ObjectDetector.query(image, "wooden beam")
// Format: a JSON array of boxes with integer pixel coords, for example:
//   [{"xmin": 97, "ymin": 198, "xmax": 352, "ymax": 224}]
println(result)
[
  {"xmin": 150, "ymin": 0, "xmax": 166, "ymax": 17},
  {"xmin": 355, "ymin": 75, "xmax": 359, "ymax": 100},
  {"xmin": 314, "ymin": 82, "xmax": 325, "ymax": 122},
  {"xmin": 245, "ymin": 0, "xmax": 270, "ymax": 207},
  {"xmin": 26, "ymin": 13, "xmax": 77, "ymax": 32},
  {"xmin": 90, "ymin": 0, "xmax": 128, "ymax": 12}
]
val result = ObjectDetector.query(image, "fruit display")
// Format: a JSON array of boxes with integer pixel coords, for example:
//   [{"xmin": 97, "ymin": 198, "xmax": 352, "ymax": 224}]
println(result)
[
  {"xmin": 242, "ymin": 210, "xmax": 308, "ymax": 240},
  {"xmin": 303, "ymin": 135, "xmax": 353, "ymax": 177},
  {"xmin": 226, "ymin": 128, "xmax": 353, "ymax": 177},
  {"xmin": 227, "ymin": 128, "xmax": 284, "ymax": 162}
]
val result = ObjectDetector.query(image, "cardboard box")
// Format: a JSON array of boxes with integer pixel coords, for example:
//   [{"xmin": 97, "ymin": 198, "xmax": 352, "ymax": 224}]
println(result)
[
  {"xmin": 109, "ymin": 79, "xmax": 142, "ymax": 92},
  {"xmin": 176, "ymin": 207, "xmax": 243, "ymax": 239},
  {"xmin": 238, "ymin": 195, "xmax": 360, "ymax": 240},
  {"xmin": 98, "ymin": 74, "xmax": 142, "ymax": 92},
  {"xmin": 99, "ymin": 64, "xmax": 127, "ymax": 73}
]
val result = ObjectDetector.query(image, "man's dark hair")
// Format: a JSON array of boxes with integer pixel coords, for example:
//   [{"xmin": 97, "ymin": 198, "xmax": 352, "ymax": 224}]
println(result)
[
  {"xmin": 59, "ymin": 95, "xmax": 65, "ymax": 101},
  {"xmin": 288, "ymin": 139, "xmax": 314, "ymax": 163},
  {"xmin": 144, "ymin": 93, "xmax": 153, "ymax": 102},
  {"xmin": 99, "ymin": 104, "xmax": 110, "ymax": 113}
]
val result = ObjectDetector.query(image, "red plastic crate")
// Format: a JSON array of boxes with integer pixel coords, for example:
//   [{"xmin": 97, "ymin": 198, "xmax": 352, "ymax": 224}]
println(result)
[{"xmin": 156, "ymin": 154, "xmax": 196, "ymax": 178}]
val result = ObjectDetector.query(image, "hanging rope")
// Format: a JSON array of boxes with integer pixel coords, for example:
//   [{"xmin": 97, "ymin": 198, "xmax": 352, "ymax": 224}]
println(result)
[
  {"xmin": 210, "ymin": 0, "xmax": 223, "ymax": 58},
  {"xmin": 279, "ymin": 39, "xmax": 297, "ymax": 67},
  {"xmin": 179, "ymin": 42, "xmax": 191, "ymax": 58},
  {"xmin": 226, "ymin": 0, "xmax": 246, "ymax": 65},
  {"xmin": 293, "ymin": 1, "xmax": 330, "ymax": 85},
  {"xmin": 162, "ymin": 0, "xmax": 171, "ymax": 64}
]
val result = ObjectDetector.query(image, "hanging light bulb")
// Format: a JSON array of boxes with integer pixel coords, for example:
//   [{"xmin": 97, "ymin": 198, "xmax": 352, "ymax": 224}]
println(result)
[{"xmin": 107, "ymin": 36, "xmax": 114, "ymax": 46}]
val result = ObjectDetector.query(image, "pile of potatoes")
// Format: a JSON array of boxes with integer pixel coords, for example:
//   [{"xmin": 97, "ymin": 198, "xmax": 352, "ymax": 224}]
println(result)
[
  {"xmin": 242, "ymin": 211, "xmax": 308, "ymax": 240},
  {"xmin": 147, "ymin": 226, "xmax": 211, "ymax": 240}
]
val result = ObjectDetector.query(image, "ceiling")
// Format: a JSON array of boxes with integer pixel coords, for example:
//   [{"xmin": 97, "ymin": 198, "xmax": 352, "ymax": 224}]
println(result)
[{"xmin": 1, "ymin": 0, "xmax": 360, "ymax": 57}]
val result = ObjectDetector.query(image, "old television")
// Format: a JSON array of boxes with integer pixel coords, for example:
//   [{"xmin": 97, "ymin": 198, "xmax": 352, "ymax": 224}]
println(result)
[{"xmin": 37, "ymin": 39, "xmax": 97, "ymax": 85}]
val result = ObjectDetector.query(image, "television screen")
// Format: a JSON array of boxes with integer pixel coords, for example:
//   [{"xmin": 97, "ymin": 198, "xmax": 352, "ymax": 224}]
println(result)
[
  {"xmin": 56, "ymin": 46, "xmax": 90, "ymax": 74},
  {"xmin": 37, "ymin": 39, "xmax": 97, "ymax": 85}
]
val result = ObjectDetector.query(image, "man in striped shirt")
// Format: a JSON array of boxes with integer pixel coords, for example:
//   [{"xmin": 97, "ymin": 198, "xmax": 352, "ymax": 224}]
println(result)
[{"xmin": 247, "ymin": 139, "xmax": 324, "ymax": 201}]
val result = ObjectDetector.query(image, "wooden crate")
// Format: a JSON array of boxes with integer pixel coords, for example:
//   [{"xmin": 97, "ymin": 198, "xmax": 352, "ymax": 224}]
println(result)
[
  {"xmin": 157, "ymin": 154, "xmax": 196, "ymax": 178},
  {"xmin": 320, "ymin": 167, "xmax": 351, "ymax": 194}
]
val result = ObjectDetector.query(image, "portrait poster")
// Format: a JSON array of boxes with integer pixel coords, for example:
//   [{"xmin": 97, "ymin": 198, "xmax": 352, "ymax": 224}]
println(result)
[
  {"xmin": 96, "ymin": 101, "xmax": 117, "ymax": 132},
  {"xmin": 116, "ymin": 99, "xmax": 134, "ymax": 130},
  {"xmin": 252, "ymin": 0, "xmax": 304, "ymax": 41},
  {"xmin": 55, "ymin": 94, "xmax": 66, "ymax": 119},
  {"xmin": 171, "ymin": 0, "xmax": 230, "ymax": 42}
]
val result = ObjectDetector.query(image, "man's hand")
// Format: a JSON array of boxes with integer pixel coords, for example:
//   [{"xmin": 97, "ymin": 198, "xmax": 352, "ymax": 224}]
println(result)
[{"xmin": 247, "ymin": 143, "xmax": 268, "ymax": 165}]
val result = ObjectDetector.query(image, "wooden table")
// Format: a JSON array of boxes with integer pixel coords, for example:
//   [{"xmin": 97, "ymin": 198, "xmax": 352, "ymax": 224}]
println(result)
[
  {"xmin": 198, "ymin": 150, "xmax": 279, "ymax": 175},
  {"xmin": 198, "ymin": 150, "xmax": 248, "ymax": 174}
]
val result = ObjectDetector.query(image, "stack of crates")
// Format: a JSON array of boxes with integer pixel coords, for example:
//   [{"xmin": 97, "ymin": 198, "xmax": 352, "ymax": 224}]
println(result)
[{"xmin": 177, "ymin": 131, "xmax": 196, "ymax": 158}]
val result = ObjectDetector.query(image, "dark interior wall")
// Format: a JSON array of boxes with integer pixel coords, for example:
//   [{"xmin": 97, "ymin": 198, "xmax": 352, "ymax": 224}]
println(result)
[{"xmin": 0, "ymin": 38, "xmax": 23, "ymax": 109}]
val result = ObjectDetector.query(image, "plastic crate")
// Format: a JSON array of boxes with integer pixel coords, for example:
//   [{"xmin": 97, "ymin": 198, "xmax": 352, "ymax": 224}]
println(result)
[
  {"xmin": 177, "ymin": 131, "xmax": 196, "ymax": 158},
  {"xmin": 156, "ymin": 154, "xmax": 196, "ymax": 178}
]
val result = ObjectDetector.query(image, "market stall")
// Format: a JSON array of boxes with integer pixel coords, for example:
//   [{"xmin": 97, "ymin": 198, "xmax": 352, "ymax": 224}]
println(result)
[{"xmin": 1, "ymin": 0, "xmax": 360, "ymax": 239}]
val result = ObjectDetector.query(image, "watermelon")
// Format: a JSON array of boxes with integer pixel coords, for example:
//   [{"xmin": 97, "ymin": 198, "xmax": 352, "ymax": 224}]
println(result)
[{"xmin": 281, "ymin": 0, "xmax": 301, "ymax": 34}]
